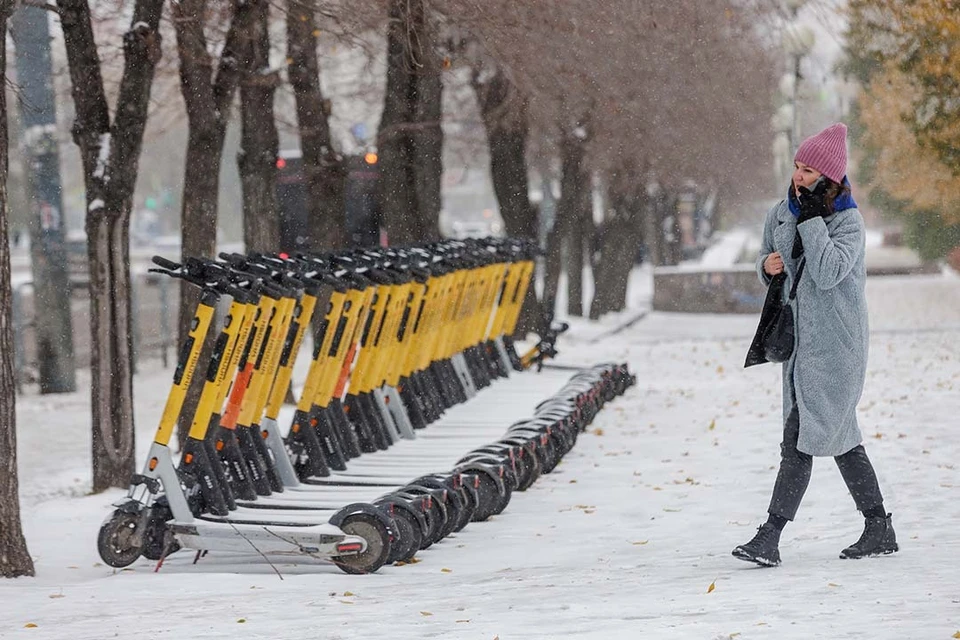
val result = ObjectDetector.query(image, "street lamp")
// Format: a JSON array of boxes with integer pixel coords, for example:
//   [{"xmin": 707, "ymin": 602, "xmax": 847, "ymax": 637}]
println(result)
[
  {"xmin": 781, "ymin": 6, "xmax": 815, "ymax": 154},
  {"xmin": 770, "ymin": 0, "xmax": 815, "ymax": 189}
]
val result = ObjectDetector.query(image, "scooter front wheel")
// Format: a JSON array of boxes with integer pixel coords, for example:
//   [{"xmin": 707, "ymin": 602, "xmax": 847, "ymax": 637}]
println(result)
[
  {"xmin": 97, "ymin": 510, "xmax": 144, "ymax": 568},
  {"xmin": 333, "ymin": 514, "xmax": 390, "ymax": 575}
]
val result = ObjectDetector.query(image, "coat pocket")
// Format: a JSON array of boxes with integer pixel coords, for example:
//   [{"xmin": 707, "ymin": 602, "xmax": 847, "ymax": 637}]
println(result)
[{"xmin": 830, "ymin": 306, "xmax": 857, "ymax": 350}]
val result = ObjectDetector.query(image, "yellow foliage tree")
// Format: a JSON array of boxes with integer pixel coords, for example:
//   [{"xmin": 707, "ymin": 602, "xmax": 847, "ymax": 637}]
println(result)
[
  {"xmin": 847, "ymin": 0, "xmax": 960, "ymax": 170},
  {"xmin": 857, "ymin": 66, "xmax": 960, "ymax": 224}
]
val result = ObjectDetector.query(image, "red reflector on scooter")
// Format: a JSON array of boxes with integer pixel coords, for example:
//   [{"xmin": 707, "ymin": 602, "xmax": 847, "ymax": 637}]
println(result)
[
  {"xmin": 337, "ymin": 542, "xmax": 363, "ymax": 553},
  {"xmin": 148, "ymin": 457, "xmax": 158, "ymax": 471}
]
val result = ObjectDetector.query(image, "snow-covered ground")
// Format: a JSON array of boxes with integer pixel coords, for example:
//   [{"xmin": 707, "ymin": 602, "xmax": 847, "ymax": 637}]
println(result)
[{"xmin": 2, "ymin": 267, "xmax": 960, "ymax": 639}]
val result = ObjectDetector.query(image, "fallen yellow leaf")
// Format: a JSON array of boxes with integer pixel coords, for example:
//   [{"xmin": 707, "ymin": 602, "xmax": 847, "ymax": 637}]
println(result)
[
  {"xmin": 709, "ymin": 419, "xmax": 716, "ymax": 430},
  {"xmin": 237, "ymin": 619, "xmax": 246, "ymax": 623},
  {"xmin": 343, "ymin": 591, "xmax": 355, "ymax": 597},
  {"xmin": 707, "ymin": 581, "xmax": 716, "ymax": 593},
  {"xmin": 24, "ymin": 623, "xmax": 38, "ymax": 628},
  {"xmin": 631, "ymin": 540, "xmax": 649, "ymax": 546},
  {"xmin": 828, "ymin": 582, "xmax": 840, "ymax": 587},
  {"xmin": 952, "ymin": 632, "xmax": 960, "ymax": 639},
  {"xmin": 420, "ymin": 611, "xmax": 433, "ymax": 616},
  {"xmin": 339, "ymin": 600, "xmax": 354, "ymax": 605},
  {"xmin": 441, "ymin": 568, "xmax": 452, "ymax": 573},
  {"xmin": 593, "ymin": 428, "xmax": 605, "ymax": 436}
]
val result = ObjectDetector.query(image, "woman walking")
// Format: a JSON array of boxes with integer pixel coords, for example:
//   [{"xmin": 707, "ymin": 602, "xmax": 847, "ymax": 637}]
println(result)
[{"xmin": 733, "ymin": 123, "xmax": 898, "ymax": 566}]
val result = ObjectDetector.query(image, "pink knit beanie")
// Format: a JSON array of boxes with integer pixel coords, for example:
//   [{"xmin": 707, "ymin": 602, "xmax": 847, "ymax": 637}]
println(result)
[{"xmin": 794, "ymin": 123, "xmax": 848, "ymax": 183}]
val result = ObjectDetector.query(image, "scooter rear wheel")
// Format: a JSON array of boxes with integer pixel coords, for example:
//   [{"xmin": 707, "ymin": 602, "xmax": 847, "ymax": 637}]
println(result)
[
  {"xmin": 390, "ymin": 508, "xmax": 422, "ymax": 564},
  {"xmin": 334, "ymin": 513, "xmax": 390, "ymax": 575},
  {"xmin": 470, "ymin": 472, "xmax": 501, "ymax": 522},
  {"xmin": 97, "ymin": 510, "xmax": 144, "ymax": 568}
]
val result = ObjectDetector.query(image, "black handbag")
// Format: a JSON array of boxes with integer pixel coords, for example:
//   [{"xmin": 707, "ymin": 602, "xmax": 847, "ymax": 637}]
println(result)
[{"xmin": 744, "ymin": 259, "xmax": 805, "ymax": 368}]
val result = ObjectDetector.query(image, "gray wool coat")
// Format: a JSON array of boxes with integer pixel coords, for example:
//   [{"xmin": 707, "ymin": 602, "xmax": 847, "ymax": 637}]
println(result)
[{"xmin": 755, "ymin": 199, "xmax": 868, "ymax": 457}]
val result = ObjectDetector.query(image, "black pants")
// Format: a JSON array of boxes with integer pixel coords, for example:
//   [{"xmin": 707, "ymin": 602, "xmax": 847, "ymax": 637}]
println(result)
[{"xmin": 768, "ymin": 405, "xmax": 884, "ymax": 520}]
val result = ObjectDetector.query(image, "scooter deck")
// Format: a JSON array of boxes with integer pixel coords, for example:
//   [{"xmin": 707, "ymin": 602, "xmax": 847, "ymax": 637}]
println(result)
[{"xmin": 173, "ymin": 519, "xmax": 365, "ymax": 557}]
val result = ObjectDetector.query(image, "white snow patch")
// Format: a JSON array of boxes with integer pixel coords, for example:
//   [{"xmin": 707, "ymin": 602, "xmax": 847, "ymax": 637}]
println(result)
[
  {"xmin": 696, "ymin": 229, "xmax": 750, "ymax": 268},
  {"xmin": 87, "ymin": 198, "xmax": 104, "ymax": 212},
  {"xmin": 22, "ymin": 124, "xmax": 57, "ymax": 149}
]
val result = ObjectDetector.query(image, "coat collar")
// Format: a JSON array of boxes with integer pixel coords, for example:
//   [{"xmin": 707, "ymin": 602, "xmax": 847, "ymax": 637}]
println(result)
[
  {"xmin": 773, "ymin": 200, "xmax": 796, "ymax": 261},
  {"xmin": 775, "ymin": 198, "xmax": 792, "ymax": 223}
]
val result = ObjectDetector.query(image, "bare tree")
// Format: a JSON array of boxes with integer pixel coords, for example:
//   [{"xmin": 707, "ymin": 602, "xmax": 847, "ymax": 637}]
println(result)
[
  {"xmin": 57, "ymin": 0, "xmax": 164, "ymax": 491},
  {"xmin": 469, "ymin": 56, "xmax": 538, "ymax": 334},
  {"xmin": 287, "ymin": 0, "xmax": 346, "ymax": 250},
  {"xmin": 172, "ymin": 0, "xmax": 252, "ymax": 447},
  {"xmin": 237, "ymin": 0, "xmax": 281, "ymax": 253},
  {"xmin": 444, "ymin": 0, "xmax": 776, "ymax": 318},
  {"xmin": 590, "ymin": 157, "xmax": 646, "ymax": 318},
  {"xmin": 377, "ymin": 0, "xmax": 442, "ymax": 244},
  {"xmin": 543, "ymin": 119, "xmax": 590, "ymax": 318},
  {"xmin": 0, "ymin": 0, "xmax": 36, "ymax": 579}
]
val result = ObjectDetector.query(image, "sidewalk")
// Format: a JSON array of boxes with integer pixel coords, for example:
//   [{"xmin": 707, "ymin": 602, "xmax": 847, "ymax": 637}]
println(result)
[{"xmin": 2, "ymin": 270, "xmax": 958, "ymax": 639}]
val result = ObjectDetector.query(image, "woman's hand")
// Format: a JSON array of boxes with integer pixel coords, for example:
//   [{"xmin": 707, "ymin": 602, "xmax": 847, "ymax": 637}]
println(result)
[
  {"xmin": 764, "ymin": 251, "xmax": 784, "ymax": 276},
  {"xmin": 797, "ymin": 181, "xmax": 831, "ymax": 223}
]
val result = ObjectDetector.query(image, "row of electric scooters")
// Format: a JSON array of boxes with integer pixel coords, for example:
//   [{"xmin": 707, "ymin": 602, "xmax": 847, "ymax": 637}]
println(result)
[{"xmin": 96, "ymin": 237, "xmax": 634, "ymax": 573}]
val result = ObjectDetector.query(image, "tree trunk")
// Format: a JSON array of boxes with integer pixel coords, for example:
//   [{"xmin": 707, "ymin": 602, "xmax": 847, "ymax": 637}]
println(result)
[
  {"xmin": 471, "ymin": 63, "xmax": 539, "ymax": 337},
  {"xmin": 412, "ymin": 22, "xmax": 442, "ymax": 243},
  {"xmin": 564, "ymin": 127, "xmax": 591, "ymax": 318},
  {"xmin": 566, "ymin": 215, "xmax": 585, "ymax": 317},
  {"xmin": 377, "ymin": 0, "xmax": 442, "ymax": 245},
  {"xmin": 173, "ymin": 0, "xmax": 250, "ymax": 448},
  {"xmin": 0, "ymin": 0, "xmax": 35, "ymax": 578},
  {"xmin": 12, "ymin": 5, "xmax": 77, "ymax": 394},
  {"xmin": 643, "ymin": 183, "xmax": 662, "ymax": 267},
  {"xmin": 590, "ymin": 169, "xmax": 644, "ymax": 319},
  {"xmin": 59, "ymin": 0, "xmax": 164, "ymax": 491},
  {"xmin": 238, "ymin": 0, "xmax": 280, "ymax": 253},
  {"xmin": 543, "ymin": 123, "xmax": 589, "ymax": 320},
  {"xmin": 541, "ymin": 215, "xmax": 565, "ymax": 323},
  {"xmin": 287, "ymin": 0, "xmax": 345, "ymax": 251}
]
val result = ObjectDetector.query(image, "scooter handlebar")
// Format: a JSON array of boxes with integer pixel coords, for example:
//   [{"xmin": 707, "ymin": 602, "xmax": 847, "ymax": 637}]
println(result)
[{"xmin": 152, "ymin": 255, "xmax": 181, "ymax": 271}]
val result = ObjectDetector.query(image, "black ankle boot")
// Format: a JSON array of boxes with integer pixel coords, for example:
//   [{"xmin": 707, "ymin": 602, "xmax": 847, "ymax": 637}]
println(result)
[
  {"xmin": 732, "ymin": 523, "xmax": 781, "ymax": 566},
  {"xmin": 840, "ymin": 513, "xmax": 899, "ymax": 559}
]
